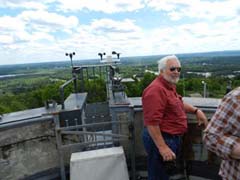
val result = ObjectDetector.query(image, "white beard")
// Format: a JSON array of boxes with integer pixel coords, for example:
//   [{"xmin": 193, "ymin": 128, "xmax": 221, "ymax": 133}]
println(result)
[{"xmin": 163, "ymin": 74, "xmax": 179, "ymax": 84}]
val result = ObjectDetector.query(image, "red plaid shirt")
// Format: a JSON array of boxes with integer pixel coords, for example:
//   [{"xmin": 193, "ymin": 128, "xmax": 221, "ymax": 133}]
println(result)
[{"xmin": 203, "ymin": 87, "xmax": 240, "ymax": 180}]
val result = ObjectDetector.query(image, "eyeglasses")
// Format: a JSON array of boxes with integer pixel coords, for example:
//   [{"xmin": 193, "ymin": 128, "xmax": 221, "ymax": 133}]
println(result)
[{"xmin": 169, "ymin": 67, "xmax": 181, "ymax": 72}]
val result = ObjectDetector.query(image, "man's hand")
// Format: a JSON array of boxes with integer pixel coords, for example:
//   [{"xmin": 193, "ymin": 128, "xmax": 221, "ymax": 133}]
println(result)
[
  {"xmin": 147, "ymin": 126, "xmax": 176, "ymax": 161},
  {"xmin": 158, "ymin": 145, "xmax": 176, "ymax": 161},
  {"xmin": 196, "ymin": 109, "xmax": 208, "ymax": 127},
  {"xmin": 183, "ymin": 103, "xmax": 208, "ymax": 127}
]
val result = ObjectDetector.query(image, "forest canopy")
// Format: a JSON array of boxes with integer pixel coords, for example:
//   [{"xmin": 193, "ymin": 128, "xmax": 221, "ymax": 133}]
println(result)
[{"xmin": 1, "ymin": 54, "xmax": 240, "ymax": 114}]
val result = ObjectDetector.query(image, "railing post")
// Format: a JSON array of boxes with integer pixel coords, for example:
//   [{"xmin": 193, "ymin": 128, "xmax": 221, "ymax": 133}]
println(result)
[
  {"xmin": 53, "ymin": 112, "xmax": 66, "ymax": 180},
  {"xmin": 128, "ymin": 107, "xmax": 136, "ymax": 180},
  {"xmin": 73, "ymin": 73, "xmax": 77, "ymax": 93},
  {"xmin": 60, "ymin": 87, "xmax": 65, "ymax": 110},
  {"xmin": 80, "ymin": 68, "xmax": 84, "ymax": 92},
  {"xmin": 59, "ymin": 77, "xmax": 77, "ymax": 110}
]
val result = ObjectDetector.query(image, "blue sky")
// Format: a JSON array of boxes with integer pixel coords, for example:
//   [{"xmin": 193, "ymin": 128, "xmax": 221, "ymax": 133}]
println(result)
[{"xmin": 0, "ymin": 0, "xmax": 240, "ymax": 65}]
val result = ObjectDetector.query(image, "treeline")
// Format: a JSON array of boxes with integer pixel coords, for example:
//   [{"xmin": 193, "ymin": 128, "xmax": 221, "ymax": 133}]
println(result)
[
  {"xmin": 125, "ymin": 72, "xmax": 240, "ymax": 98},
  {"xmin": 0, "ymin": 78, "xmax": 107, "ymax": 114},
  {"xmin": 1, "ymin": 54, "xmax": 240, "ymax": 114},
  {"xmin": 0, "ymin": 81, "xmax": 64, "ymax": 113},
  {"xmin": 1, "ymin": 72, "xmax": 240, "ymax": 114}
]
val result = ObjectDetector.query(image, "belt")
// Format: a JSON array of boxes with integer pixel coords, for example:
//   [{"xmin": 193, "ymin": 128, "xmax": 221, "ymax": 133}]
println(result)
[{"xmin": 161, "ymin": 131, "xmax": 184, "ymax": 138}]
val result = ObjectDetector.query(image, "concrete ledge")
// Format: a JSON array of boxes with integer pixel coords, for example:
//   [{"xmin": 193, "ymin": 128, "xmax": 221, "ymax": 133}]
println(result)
[{"xmin": 70, "ymin": 146, "xmax": 129, "ymax": 180}]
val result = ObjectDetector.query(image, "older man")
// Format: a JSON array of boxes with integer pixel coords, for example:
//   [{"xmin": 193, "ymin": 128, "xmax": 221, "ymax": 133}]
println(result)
[{"xmin": 142, "ymin": 55, "xmax": 207, "ymax": 180}]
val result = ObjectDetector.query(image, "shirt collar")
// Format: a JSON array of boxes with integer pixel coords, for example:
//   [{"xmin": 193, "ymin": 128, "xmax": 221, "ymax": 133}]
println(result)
[{"xmin": 158, "ymin": 75, "xmax": 176, "ymax": 90}]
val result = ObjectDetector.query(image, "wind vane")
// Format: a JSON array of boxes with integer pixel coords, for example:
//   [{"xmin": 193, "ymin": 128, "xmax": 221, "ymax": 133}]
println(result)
[{"xmin": 98, "ymin": 51, "xmax": 121, "ymax": 64}]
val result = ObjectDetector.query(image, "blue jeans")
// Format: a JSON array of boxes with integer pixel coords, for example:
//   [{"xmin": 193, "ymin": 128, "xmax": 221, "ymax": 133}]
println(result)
[{"xmin": 142, "ymin": 128, "xmax": 182, "ymax": 180}]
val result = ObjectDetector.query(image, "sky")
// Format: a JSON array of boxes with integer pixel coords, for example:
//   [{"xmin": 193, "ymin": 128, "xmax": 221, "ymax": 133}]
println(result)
[{"xmin": 0, "ymin": 0, "xmax": 240, "ymax": 65}]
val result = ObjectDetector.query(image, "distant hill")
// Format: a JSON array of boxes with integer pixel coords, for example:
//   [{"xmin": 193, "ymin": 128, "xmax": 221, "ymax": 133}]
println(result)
[
  {"xmin": 176, "ymin": 50, "xmax": 240, "ymax": 58},
  {"xmin": 119, "ymin": 50, "xmax": 240, "ymax": 65},
  {"xmin": 0, "ymin": 50, "xmax": 240, "ymax": 70}
]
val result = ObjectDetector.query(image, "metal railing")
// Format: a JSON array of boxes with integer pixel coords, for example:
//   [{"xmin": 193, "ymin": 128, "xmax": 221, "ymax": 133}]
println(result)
[
  {"xmin": 59, "ymin": 65, "xmax": 117, "ymax": 110},
  {"xmin": 60, "ymin": 77, "xmax": 77, "ymax": 109},
  {"xmin": 54, "ymin": 112, "xmax": 135, "ymax": 180}
]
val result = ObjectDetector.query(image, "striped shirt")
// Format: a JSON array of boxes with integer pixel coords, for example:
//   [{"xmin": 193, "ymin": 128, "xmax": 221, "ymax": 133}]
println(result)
[{"xmin": 203, "ymin": 87, "xmax": 240, "ymax": 180}]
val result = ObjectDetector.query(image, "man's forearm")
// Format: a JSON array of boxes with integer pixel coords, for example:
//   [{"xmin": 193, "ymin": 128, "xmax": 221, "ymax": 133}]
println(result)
[
  {"xmin": 147, "ymin": 125, "xmax": 176, "ymax": 161},
  {"xmin": 183, "ymin": 102, "xmax": 197, "ymax": 113},
  {"xmin": 147, "ymin": 125, "xmax": 166, "ymax": 149}
]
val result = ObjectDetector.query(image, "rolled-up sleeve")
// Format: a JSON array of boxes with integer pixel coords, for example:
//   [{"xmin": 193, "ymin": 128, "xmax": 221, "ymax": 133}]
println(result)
[{"xmin": 142, "ymin": 86, "xmax": 167, "ymax": 126}]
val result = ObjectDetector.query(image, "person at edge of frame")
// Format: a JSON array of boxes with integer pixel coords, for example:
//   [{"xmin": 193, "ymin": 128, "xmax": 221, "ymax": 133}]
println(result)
[{"xmin": 203, "ymin": 86, "xmax": 240, "ymax": 180}]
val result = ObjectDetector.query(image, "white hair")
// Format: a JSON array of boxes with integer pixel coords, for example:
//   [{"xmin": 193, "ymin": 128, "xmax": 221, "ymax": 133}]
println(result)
[{"xmin": 157, "ymin": 55, "xmax": 180, "ymax": 74}]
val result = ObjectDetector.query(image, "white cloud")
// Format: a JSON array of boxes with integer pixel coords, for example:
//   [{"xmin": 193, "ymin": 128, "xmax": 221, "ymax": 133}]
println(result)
[
  {"xmin": 56, "ymin": 0, "xmax": 144, "ymax": 13},
  {"xmin": 19, "ymin": 10, "xmax": 79, "ymax": 32},
  {"xmin": 0, "ymin": 15, "xmax": 29, "ymax": 45},
  {"xmin": 0, "ymin": 9, "xmax": 79, "ymax": 49},
  {"xmin": 51, "ymin": 18, "xmax": 144, "ymax": 59},
  {"xmin": 0, "ymin": 35, "xmax": 14, "ymax": 44},
  {"xmin": 143, "ymin": 16, "xmax": 240, "ymax": 55},
  {"xmin": 0, "ymin": 16, "xmax": 25, "ymax": 31},
  {"xmin": 182, "ymin": 0, "xmax": 240, "ymax": 20},
  {"xmin": 146, "ymin": 0, "xmax": 184, "ymax": 11},
  {"xmin": 0, "ymin": 0, "xmax": 240, "ymax": 65},
  {"xmin": 91, "ymin": 18, "xmax": 141, "ymax": 34},
  {"xmin": 0, "ymin": 8, "xmax": 81, "ymax": 64},
  {"xmin": 0, "ymin": 0, "xmax": 50, "ymax": 10},
  {"xmin": 146, "ymin": 0, "xmax": 240, "ymax": 21}
]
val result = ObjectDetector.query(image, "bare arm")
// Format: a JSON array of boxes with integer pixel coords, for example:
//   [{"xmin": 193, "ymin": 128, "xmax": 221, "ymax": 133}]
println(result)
[
  {"xmin": 184, "ymin": 102, "xmax": 208, "ymax": 127},
  {"xmin": 147, "ymin": 125, "xmax": 176, "ymax": 161}
]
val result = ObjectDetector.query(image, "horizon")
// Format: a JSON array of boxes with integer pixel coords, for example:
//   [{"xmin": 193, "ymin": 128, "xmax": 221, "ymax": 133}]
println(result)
[
  {"xmin": 1, "ymin": 0, "xmax": 240, "ymax": 65},
  {"xmin": 0, "ymin": 49, "xmax": 240, "ymax": 67}
]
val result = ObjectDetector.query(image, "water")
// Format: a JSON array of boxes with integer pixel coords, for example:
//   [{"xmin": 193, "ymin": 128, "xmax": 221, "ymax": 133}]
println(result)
[{"xmin": 0, "ymin": 74, "xmax": 25, "ymax": 79}]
